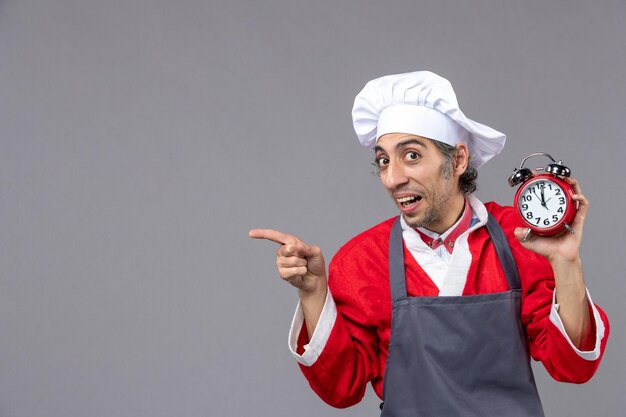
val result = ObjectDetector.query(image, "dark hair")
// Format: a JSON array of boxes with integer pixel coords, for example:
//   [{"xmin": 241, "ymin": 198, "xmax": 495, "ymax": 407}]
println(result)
[{"xmin": 432, "ymin": 140, "xmax": 478, "ymax": 195}]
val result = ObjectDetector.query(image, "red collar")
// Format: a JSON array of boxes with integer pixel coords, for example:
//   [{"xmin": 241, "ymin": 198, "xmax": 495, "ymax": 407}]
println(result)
[{"xmin": 415, "ymin": 200, "xmax": 473, "ymax": 254}]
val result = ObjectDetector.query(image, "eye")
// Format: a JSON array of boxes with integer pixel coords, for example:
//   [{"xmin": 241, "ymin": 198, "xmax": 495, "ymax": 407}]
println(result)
[
  {"xmin": 405, "ymin": 151, "xmax": 420, "ymax": 161},
  {"xmin": 375, "ymin": 156, "xmax": 390, "ymax": 167}
]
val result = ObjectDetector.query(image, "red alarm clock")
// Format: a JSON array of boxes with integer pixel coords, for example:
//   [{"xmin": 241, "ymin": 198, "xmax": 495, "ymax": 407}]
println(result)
[{"xmin": 508, "ymin": 152, "xmax": 577, "ymax": 237}]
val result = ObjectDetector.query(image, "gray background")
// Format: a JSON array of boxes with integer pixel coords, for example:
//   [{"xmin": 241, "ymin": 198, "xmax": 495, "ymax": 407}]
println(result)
[{"xmin": 1, "ymin": 0, "xmax": 624, "ymax": 416}]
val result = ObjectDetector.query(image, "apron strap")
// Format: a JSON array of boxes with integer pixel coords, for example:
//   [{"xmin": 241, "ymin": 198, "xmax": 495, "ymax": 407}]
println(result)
[
  {"xmin": 485, "ymin": 214, "xmax": 521, "ymax": 291},
  {"xmin": 388, "ymin": 217, "xmax": 407, "ymax": 302},
  {"xmin": 388, "ymin": 213, "xmax": 521, "ymax": 302}
]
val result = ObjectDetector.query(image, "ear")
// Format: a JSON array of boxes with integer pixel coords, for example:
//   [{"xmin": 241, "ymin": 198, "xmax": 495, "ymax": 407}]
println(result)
[{"xmin": 454, "ymin": 144, "xmax": 470, "ymax": 175}]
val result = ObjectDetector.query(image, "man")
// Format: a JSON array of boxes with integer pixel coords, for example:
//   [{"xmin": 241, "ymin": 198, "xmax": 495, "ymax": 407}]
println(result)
[{"xmin": 249, "ymin": 71, "xmax": 609, "ymax": 416}]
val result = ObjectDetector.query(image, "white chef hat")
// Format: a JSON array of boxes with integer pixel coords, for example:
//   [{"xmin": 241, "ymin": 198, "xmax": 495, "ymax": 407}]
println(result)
[{"xmin": 351, "ymin": 70, "xmax": 506, "ymax": 168}]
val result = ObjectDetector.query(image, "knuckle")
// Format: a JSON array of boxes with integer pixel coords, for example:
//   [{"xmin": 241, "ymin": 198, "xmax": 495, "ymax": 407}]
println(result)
[
  {"xmin": 278, "ymin": 266, "xmax": 306, "ymax": 280},
  {"xmin": 291, "ymin": 267, "xmax": 306, "ymax": 276},
  {"xmin": 285, "ymin": 244, "xmax": 298, "ymax": 256}
]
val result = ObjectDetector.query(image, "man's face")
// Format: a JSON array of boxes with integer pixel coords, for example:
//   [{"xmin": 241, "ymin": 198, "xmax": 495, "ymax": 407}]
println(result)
[{"xmin": 374, "ymin": 133, "xmax": 464, "ymax": 232}]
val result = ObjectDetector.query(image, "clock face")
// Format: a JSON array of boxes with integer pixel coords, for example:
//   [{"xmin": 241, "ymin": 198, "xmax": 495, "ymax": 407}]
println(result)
[{"xmin": 518, "ymin": 179, "xmax": 568, "ymax": 229}]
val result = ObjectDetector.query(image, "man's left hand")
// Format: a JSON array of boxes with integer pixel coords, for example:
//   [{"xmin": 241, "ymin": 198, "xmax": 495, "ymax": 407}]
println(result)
[{"xmin": 514, "ymin": 177, "xmax": 588, "ymax": 263}]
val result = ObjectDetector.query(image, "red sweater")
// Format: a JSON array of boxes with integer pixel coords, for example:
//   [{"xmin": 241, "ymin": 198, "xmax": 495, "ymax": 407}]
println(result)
[{"xmin": 296, "ymin": 202, "xmax": 610, "ymax": 408}]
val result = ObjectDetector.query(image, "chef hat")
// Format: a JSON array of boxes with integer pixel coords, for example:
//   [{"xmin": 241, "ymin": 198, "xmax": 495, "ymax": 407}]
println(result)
[{"xmin": 351, "ymin": 70, "xmax": 506, "ymax": 168}]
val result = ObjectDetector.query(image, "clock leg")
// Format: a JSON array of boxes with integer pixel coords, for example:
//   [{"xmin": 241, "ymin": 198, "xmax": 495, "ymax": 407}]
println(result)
[{"xmin": 522, "ymin": 228, "xmax": 533, "ymax": 241}]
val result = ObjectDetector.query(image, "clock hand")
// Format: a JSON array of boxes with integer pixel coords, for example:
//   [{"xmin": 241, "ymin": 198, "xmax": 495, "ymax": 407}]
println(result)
[
  {"xmin": 543, "ymin": 196, "xmax": 551, "ymax": 211},
  {"xmin": 536, "ymin": 187, "xmax": 548, "ymax": 209}
]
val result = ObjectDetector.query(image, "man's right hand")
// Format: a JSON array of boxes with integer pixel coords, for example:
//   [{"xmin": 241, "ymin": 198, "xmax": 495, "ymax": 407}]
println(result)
[
  {"xmin": 249, "ymin": 229, "xmax": 328, "ymax": 337},
  {"xmin": 248, "ymin": 229, "xmax": 327, "ymax": 294}
]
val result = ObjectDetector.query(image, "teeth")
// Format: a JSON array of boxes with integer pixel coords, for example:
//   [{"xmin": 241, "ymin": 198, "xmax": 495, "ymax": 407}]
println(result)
[{"xmin": 396, "ymin": 196, "xmax": 420, "ymax": 206}]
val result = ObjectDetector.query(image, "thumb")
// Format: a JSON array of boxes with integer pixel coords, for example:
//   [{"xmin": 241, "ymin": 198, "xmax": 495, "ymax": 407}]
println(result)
[
  {"xmin": 304, "ymin": 244, "xmax": 323, "ymax": 259},
  {"xmin": 303, "ymin": 244, "xmax": 326, "ymax": 276},
  {"xmin": 514, "ymin": 227, "xmax": 535, "ymax": 249},
  {"xmin": 514, "ymin": 227, "xmax": 528, "ymax": 241}
]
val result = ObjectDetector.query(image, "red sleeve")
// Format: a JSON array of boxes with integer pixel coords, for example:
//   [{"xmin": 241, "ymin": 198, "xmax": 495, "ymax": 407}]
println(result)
[
  {"xmin": 519, "ymin": 252, "xmax": 610, "ymax": 383},
  {"xmin": 489, "ymin": 203, "xmax": 611, "ymax": 383},
  {"xmin": 295, "ymin": 220, "xmax": 392, "ymax": 408}
]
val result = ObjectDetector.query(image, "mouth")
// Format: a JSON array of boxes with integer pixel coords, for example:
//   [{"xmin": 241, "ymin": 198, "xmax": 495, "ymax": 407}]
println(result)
[
  {"xmin": 395, "ymin": 194, "xmax": 423, "ymax": 209},
  {"xmin": 396, "ymin": 195, "xmax": 422, "ymax": 206}
]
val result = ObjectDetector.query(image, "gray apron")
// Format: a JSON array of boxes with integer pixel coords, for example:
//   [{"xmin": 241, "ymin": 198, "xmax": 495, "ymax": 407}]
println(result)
[{"xmin": 380, "ymin": 215, "xmax": 545, "ymax": 417}]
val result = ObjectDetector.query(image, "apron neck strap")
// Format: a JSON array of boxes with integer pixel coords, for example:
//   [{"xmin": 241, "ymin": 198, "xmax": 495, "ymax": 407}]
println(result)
[
  {"xmin": 388, "ymin": 214, "xmax": 521, "ymax": 302},
  {"xmin": 485, "ymin": 213, "xmax": 521, "ymax": 291},
  {"xmin": 388, "ymin": 217, "xmax": 408, "ymax": 302}
]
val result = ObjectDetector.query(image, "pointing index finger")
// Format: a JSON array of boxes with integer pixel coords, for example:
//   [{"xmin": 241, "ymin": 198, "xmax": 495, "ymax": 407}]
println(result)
[{"xmin": 248, "ymin": 228, "xmax": 298, "ymax": 245}]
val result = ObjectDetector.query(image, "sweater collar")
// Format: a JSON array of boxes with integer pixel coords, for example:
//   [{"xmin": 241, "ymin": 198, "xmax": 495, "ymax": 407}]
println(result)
[{"xmin": 414, "ymin": 199, "xmax": 473, "ymax": 254}]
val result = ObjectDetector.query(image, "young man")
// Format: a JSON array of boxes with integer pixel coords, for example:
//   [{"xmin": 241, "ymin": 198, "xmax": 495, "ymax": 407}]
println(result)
[{"xmin": 250, "ymin": 71, "xmax": 609, "ymax": 416}]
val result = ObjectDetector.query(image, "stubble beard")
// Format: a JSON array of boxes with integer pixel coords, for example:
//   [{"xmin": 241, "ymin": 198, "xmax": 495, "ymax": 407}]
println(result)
[
  {"xmin": 404, "ymin": 165, "xmax": 455, "ymax": 229},
  {"xmin": 396, "ymin": 159, "xmax": 458, "ymax": 229},
  {"xmin": 404, "ymin": 182, "xmax": 452, "ymax": 229}
]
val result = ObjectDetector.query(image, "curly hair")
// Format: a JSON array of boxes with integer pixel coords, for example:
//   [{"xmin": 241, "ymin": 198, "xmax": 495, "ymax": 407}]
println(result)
[{"xmin": 432, "ymin": 140, "xmax": 478, "ymax": 195}]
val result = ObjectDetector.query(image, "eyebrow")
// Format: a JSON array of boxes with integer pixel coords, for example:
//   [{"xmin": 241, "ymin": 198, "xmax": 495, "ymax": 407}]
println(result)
[{"xmin": 374, "ymin": 138, "xmax": 428, "ymax": 153}]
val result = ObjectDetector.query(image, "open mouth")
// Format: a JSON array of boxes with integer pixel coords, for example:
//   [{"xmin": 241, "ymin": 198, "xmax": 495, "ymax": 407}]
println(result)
[{"xmin": 396, "ymin": 195, "xmax": 422, "ymax": 207}]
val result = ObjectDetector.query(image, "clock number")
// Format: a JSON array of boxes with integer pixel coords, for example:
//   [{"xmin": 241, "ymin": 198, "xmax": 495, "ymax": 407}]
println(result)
[
  {"xmin": 559, "ymin": 197, "xmax": 566, "ymax": 205},
  {"xmin": 523, "ymin": 195, "xmax": 532, "ymax": 202},
  {"xmin": 557, "ymin": 207, "xmax": 564, "ymax": 213},
  {"xmin": 552, "ymin": 215, "xmax": 558, "ymax": 222},
  {"xmin": 522, "ymin": 204, "xmax": 528, "ymax": 210},
  {"xmin": 543, "ymin": 218, "xmax": 550, "ymax": 226},
  {"xmin": 535, "ymin": 217, "xmax": 541, "ymax": 225},
  {"xmin": 555, "ymin": 189, "xmax": 561, "ymax": 195},
  {"xmin": 525, "ymin": 212, "xmax": 534, "ymax": 219}
]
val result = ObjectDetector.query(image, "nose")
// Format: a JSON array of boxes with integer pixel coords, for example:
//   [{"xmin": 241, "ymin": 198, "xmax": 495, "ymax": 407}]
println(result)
[{"xmin": 383, "ymin": 160, "xmax": 409, "ymax": 190}]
